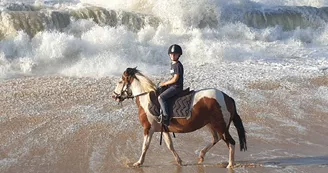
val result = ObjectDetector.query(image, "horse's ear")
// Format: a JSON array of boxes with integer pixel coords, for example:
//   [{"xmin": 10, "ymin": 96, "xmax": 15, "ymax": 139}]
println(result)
[{"xmin": 125, "ymin": 67, "xmax": 137, "ymax": 76}]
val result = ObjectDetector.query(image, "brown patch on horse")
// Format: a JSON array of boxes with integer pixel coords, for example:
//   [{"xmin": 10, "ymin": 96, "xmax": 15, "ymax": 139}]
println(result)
[
  {"xmin": 136, "ymin": 97, "xmax": 151, "ymax": 135},
  {"xmin": 205, "ymin": 97, "xmax": 228, "ymax": 135},
  {"xmin": 167, "ymin": 97, "xmax": 226, "ymax": 134}
]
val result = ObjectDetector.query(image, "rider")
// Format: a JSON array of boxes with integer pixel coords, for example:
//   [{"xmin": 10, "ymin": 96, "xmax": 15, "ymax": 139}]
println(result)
[{"xmin": 158, "ymin": 44, "xmax": 184, "ymax": 127}]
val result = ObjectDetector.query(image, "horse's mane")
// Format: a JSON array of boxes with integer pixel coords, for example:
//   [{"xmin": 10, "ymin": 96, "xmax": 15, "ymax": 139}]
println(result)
[{"xmin": 127, "ymin": 68, "xmax": 156, "ymax": 92}]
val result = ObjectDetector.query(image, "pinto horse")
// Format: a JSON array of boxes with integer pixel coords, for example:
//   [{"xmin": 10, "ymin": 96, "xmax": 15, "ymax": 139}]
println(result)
[{"xmin": 112, "ymin": 67, "xmax": 247, "ymax": 168}]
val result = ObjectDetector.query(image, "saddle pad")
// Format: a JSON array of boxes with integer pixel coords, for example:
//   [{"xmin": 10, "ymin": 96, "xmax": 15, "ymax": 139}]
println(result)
[
  {"xmin": 148, "ymin": 90, "xmax": 194, "ymax": 119},
  {"xmin": 170, "ymin": 93, "xmax": 194, "ymax": 119},
  {"xmin": 148, "ymin": 91, "xmax": 160, "ymax": 116}
]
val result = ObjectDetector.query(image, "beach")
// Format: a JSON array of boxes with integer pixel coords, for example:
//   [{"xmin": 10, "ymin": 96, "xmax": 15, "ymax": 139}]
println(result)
[{"xmin": 1, "ymin": 0, "xmax": 328, "ymax": 172}]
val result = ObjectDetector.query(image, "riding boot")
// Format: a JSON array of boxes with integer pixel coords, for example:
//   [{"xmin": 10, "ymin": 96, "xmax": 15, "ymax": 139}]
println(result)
[
  {"xmin": 162, "ymin": 114, "xmax": 170, "ymax": 127},
  {"xmin": 158, "ymin": 97, "xmax": 170, "ymax": 126}
]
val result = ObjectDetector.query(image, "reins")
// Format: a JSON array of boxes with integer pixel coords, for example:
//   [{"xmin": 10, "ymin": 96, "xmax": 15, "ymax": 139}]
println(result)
[
  {"xmin": 122, "ymin": 92, "xmax": 149, "ymax": 101},
  {"xmin": 113, "ymin": 89, "xmax": 148, "ymax": 102},
  {"xmin": 132, "ymin": 92, "xmax": 149, "ymax": 98}
]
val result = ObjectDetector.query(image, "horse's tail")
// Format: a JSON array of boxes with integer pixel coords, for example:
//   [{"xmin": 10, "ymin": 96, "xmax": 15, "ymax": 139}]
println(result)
[{"xmin": 231, "ymin": 99, "xmax": 247, "ymax": 151}]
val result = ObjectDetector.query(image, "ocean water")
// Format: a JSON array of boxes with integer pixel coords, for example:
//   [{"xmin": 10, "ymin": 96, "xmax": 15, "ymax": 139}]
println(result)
[{"xmin": 0, "ymin": 0, "xmax": 328, "ymax": 173}]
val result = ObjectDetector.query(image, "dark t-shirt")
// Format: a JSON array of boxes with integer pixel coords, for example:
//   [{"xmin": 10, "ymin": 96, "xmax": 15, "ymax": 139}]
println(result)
[{"xmin": 170, "ymin": 61, "xmax": 184, "ymax": 89}]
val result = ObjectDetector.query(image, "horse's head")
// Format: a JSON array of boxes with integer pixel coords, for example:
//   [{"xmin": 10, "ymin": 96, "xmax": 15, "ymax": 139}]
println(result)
[{"xmin": 112, "ymin": 67, "xmax": 138, "ymax": 102}]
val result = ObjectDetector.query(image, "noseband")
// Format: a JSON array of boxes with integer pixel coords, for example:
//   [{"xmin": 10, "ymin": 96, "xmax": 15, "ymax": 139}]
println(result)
[
  {"xmin": 113, "ymin": 76, "xmax": 148, "ymax": 102},
  {"xmin": 113, "ymin": 79, "xmax": 133, "ymax": 102}
]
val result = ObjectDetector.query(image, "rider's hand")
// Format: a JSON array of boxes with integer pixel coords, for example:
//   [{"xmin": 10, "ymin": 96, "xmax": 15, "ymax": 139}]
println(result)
[{"xmin": 159, "ymin": 82, "xmax": 166, "ymax": 87}]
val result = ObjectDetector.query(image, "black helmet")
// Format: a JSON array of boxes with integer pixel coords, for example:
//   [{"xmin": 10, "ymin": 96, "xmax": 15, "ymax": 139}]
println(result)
[{"xmin": 168, "ymin": 44, "xmax": 182, "ymax": 55}]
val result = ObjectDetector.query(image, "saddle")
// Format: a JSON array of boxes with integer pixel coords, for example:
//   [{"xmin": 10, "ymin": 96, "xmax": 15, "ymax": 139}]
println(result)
[{"xmin": 148, "ymin": 87, "xmax": 195, "ymax": 119}]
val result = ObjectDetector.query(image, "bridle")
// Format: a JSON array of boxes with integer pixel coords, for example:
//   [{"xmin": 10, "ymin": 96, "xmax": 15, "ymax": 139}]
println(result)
[
  {"xmin": 112, "ymin": 75, "xmax": 148, "ymax": 102},
  {"xmin": 112, "ymin": 77, "xmax": 133, "ymax": 102}
]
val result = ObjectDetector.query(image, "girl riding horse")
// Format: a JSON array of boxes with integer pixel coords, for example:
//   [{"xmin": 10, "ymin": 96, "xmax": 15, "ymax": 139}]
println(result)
[{"xmin": 112, "ymin": 67, "xmax": 247, "ymax": 168}]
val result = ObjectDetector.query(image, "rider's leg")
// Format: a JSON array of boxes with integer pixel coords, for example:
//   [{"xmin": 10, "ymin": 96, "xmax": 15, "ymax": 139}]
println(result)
[{"xmin": 158, "ymin": 87, "xmax": 180, "ymax": 126}]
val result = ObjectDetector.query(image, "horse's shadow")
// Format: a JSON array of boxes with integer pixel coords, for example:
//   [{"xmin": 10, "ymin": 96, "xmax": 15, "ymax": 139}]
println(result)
[
  {"xmin": 254, "ymin": 155, "xmax": 328, "ymax": 168},
  {"xmin": 183, "ymin": 155, "xmax": 328, "ymax": 168},
  {"xmin": 127, "ymin": 155, "xmax": 328, "ymax": 172}
]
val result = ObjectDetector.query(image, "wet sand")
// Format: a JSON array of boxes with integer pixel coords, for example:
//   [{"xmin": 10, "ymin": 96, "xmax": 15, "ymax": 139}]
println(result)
[{"xmin": 0, "ymin": 76, "xmax": 328, "ymax": 173}]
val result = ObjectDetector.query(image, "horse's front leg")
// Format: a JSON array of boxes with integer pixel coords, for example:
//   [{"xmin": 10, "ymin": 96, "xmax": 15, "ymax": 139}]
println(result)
[
  {"xmin": 133, "ymin": 128, "xmax": 154, "ymax": 167},
  {"xmin": 163, "ymin": 132, "xmax": 182, "ymax": 165}
]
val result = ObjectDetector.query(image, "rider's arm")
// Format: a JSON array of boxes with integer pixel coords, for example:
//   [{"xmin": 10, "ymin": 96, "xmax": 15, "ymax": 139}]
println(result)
[{"xmin": 161, "ymin": 74, "xmax": 179, "ymax": 86}]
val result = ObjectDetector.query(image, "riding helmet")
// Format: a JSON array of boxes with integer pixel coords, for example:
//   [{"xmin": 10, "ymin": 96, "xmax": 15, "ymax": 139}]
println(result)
[{"xmin": 168, "ymin": 44, "xmax": 182, "ymax": 55}]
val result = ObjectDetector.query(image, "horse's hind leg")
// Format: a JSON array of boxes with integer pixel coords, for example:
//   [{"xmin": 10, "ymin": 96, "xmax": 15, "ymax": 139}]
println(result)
[
  {"xmin": 198, "ymin": 124, "xmax": 221, "ymax": 164},
  {"xmin": 223, "ymin": 131, "xmax": 236, "ymax": 168},
  {"xmin": 163, "ymin": 132, "xmax": 182, "ymax": 165},
  {"xmin": 212, "ymin": 123, "xmax": 236, "ymax": 168}
]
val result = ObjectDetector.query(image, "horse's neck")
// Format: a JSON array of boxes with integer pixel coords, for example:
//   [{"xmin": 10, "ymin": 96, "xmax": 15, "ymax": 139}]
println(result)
[
  {"xmin": 131, "ymin": 81, "xmax": 151, "ymax": 108},
  {"xmin": 131, "ymin": 81, "xmax": 147, "ymax": 96}
]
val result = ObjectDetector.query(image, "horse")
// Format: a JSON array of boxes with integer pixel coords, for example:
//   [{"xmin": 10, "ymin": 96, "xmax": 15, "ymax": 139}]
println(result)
[{"xmin": 112, "ymin": 67, "xmax": 247, "ymax": 168}]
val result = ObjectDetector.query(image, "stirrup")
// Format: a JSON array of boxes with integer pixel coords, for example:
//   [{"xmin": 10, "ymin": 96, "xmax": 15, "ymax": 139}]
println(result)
[
  {"xmin": 157, "ymin": 114, "xmax": 169, "ymax": 126},
  {"xmin": 157, "ymin": 109, "xmax": 164, "ymax": 123},
  {"xmin": 157, "ymin": 114, "xmax": 163, "ymax": 123}
]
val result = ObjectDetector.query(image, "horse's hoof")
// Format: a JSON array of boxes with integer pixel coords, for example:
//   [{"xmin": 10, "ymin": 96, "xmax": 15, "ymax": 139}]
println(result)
[
  {"xmin": 173, "ymin": 157, "xmax": 183, "ymax": 166},
  {"xmin": 177, "ymin": 159, "xmax": 183, "ymax": 166},
  {"xmin": 198, "ymin": 157, "xmax": 204, "ymax": 164},
  {"xmin": 133, "ymin": 162, "xmax": 141, "ymax": 167},
  {"xmin": 226, "ymin": 164, "xmax": 233, "ymax": 168}
]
